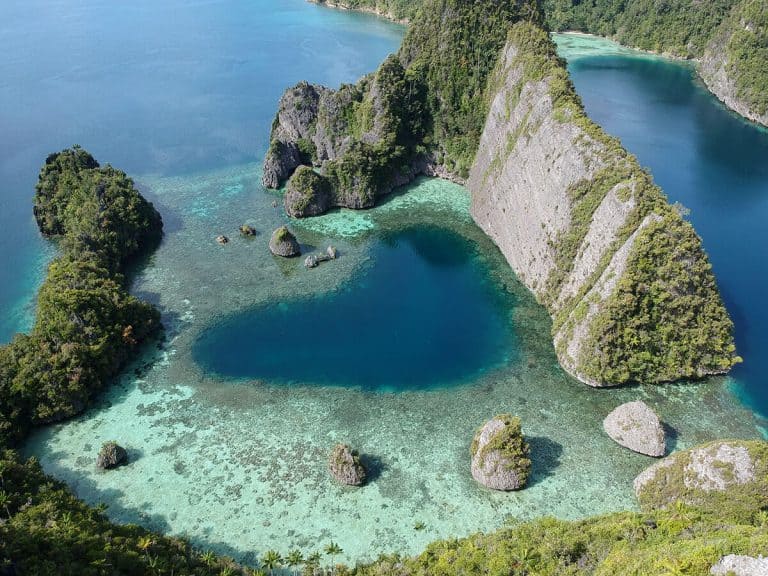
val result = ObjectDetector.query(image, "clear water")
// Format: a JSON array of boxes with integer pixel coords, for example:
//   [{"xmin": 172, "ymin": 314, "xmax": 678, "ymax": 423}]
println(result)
[
  {"xmin": 554, "ymin": 33, "xmax": 768, "ymax": 418},
  {"xmin": 193, "ymin": 225, "xmax": 516, "ymax": 391},
  {"xmin": 4, "ymin": 6, "xmax": 767, "ymax": 568}
]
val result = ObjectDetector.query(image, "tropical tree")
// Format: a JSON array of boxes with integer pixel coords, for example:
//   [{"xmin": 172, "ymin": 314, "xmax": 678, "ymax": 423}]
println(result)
[
  {"xmin": 0, "ymin": 490, "xmax": 11, "ymax": 519},
  {"xmin": 324, "ymin": 542, "xmax": 343, "ymax": 575},
  {"xmin": 305, "ymin": 551, "xmax": 322, "ymax": 575},
  {"xmin": 262, "ymin": 550, "xmax": 283, "ymax": 576},
  {"xmin": 286, "ymin": 549, "xmax": 304, "ymax": 576}
]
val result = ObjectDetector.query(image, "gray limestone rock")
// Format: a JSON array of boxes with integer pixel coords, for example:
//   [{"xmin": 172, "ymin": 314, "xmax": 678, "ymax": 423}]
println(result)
[
  {"xmin": 269, "ymin": 226, "xmax": 301, "ymax": 257},
  {"xmin": 603, "ymin": 401, "xmax": 665, "ymax": 457},
  {"xmin": 710, "ymin": 555, "xmax": 768, "ymax": 576},
  {"xmin": 328, "ymin": 443, "xmax": 366, "ymax": 486},
  {"xmin": 470, "ymin": 415, "xmax": 530, "ymax": 491},
  {"xmin": 96, "ymin": 441, "xmax": 128, "ymax": 470},
  {"xmin": 633, "ymin": 440, "xmax": 766, "ymax": 512}
]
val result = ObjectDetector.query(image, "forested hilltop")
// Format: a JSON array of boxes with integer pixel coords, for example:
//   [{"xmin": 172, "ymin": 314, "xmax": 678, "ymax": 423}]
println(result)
[
  {"xmin": 314, "ymin": 0, "xmax": 768, "ymax": 126},
  {"xmin": 544, "ymin": 0, "xmax": 768, "ymax": 126}
]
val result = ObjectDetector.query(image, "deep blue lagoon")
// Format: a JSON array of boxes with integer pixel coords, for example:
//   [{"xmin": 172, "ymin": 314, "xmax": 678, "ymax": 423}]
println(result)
[{"xmin": 193, "ymin": 226, "xmax": 515, "ymax": 390}]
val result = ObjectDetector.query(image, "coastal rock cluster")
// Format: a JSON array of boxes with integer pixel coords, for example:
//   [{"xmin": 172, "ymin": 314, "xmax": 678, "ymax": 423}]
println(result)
[
  {"xmin": 269, "ymin": 226, "xmax": 301, "ymax": 257},
  {"xmin": 264, "ymin": 0, "xmax": 738, "ymax": 388}
]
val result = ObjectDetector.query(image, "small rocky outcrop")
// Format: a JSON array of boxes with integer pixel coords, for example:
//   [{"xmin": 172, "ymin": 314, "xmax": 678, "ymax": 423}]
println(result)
[
  {"xmin": 269, "ymin": 226, "xmax": 301, "ymax": 257},
  {"xmin": 285, "ymin": 166, "xmax": 332, "ymax": 218},
  {"xmin": 239, "ymin": 224, "xmax": 256, "ymax": 237},
  {"xmin": 603, "ymin": 401, "xmax": 665, "ymax": 457},
  {"xmin": 328, "ymin": 443, "xmax": 366, "ymax": 486},
  {"xmin": 470, "ymin": 415, "xmax": 531, "ymax": 491},
  {"xmin": 304, "ymin": 246, "xmax": 338, "ymax": 268},
  {"xmin": 711, "ymin": 555, "xmax": 768, "ymax": 576},
  {"xmin": 634, "ymin": 440, "xmax": 768, "ymax": 515},
  {"xmin": 216, "ymin": 235, "xmax": 229, "ymax": 245},
  {"xmin": 97, "ymin": 441, "xmax": 128, "ymax": 470}
]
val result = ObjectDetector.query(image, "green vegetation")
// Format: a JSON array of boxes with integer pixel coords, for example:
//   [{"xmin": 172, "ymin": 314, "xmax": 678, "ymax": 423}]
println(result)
[
  {"xmin": 312, "ymin": 0, "xmax": 421, "ymax": 21},
  {"xmin": 0, "ymin": 147, "xmax": 162, "ymax": 445},
  {"xmin": 635, "ymin": 440, "xmax": 768, "ymax": 520},
  {"xmin": 351, "ymin": 505, "xmax": 768, "ymax": 575},
  {"xmin": 0, "ymin": 450, "xmax": 248, "ymax": 575},
  {"xmin": 581, "ymin": 213, "xmax": 740, "ymax": 384},
  {"xmin": 471, "ymin": 415, "xmax": 531, "ymax": 487},
  {"xmin": 398, "ymin": 0, "xmax": 542, "ymax": 177},
  {"xmin": 265, "ymin": 0, "xmax": 542, "ymax": 212},
  {"xmin": 543, "ymin": 0, "xmax": 738, "ymax": 57},
  {"xmin": 721, "ymin": 0, "xmax": 768, "ymax": 116}
]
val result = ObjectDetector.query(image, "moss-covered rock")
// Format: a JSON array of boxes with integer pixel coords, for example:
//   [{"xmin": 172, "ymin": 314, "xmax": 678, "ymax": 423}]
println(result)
[
  {"xmin": 96, "ymin": 441, "xmax": 128, "ymax": 470},
  {"xmin": 634, "ymin": 440, "xmax": 768, "ymax": 521},
  {"xmin": 470, "ymin": 414, "xmax": 531, "ymax": 491},
  {"xmin": 268, "ymin": 226, "xmax": 301, "ymax": 257},
  {"xmin": 285, "ymin": 166, "xmax": 332, "ymax": 218},
  {"xmin": 328, "ymin": 443, "xmax": 366, "ymax": 486}
]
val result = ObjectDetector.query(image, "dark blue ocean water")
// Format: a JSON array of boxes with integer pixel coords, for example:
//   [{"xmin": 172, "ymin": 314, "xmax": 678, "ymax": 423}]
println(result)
[
  {"xmin": 565, "ymin": 54, "xmax": 768, "ymax": 417},
  {"xmin": 0, "ymin": 0, "xmax": 404, "ymax": 341},
  {"xmin": 192, "ymin": 226, "xmax": 515, "ymax": 390}
]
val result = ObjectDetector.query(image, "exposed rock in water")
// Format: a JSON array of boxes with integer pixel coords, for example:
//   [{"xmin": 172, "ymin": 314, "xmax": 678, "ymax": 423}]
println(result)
[
  {"xmin": 239, "ymin": 224, "xmax": 256, "ymax": 237},
  {"xmin": 328, "ymin": 443, "xmax": 366, "ymax": 486},
  {"xmin": 96, "ymin": 441, "xmax": 128, "ymax": 470},
  {"xmin": 216, "ymin": 235, "xmax": 229, "ymax": 245},
  {"xmin": 470, "ymin": 415, "xmax": 531, "ymax": 491},
  {"xmin": 633, "ymin": 440, "xmax": 768, "ymax": 516},
  {"xmin": 304, "ymin": 246, "xmax": 338, "ymax": 269},
  {"xmin": 269, "ymin": 226, "xmax": 301, "ymax": 257},
  {"xmin": 710, "ymin": 554, "xmax": 768, "ymax": 576},
  {"xmin": 468, "ymin": 23, "xmax": 738, "ymax": 387},
  {"xmin": 603, "ymin": 401, "xmax": 665, "ymax": 457}
]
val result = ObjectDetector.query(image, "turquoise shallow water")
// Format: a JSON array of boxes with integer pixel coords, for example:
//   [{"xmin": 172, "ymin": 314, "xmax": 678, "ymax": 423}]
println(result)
[{"xmin": 5, "ymin": 6, "xmax": 768, "ymax": 568}]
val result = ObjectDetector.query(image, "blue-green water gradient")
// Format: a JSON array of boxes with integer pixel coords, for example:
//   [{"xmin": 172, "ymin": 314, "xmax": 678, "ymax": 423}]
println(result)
[
  {"xmin": 193, "ymin": 226, "xmax": 516, "ymax": 390},
  {"xmin": 0, "ymin": 0, "xmax": 403, "ymax": 341}
]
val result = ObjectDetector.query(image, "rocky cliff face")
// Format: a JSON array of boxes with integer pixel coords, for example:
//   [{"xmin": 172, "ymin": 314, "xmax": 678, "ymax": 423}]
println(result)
[
  {"xmin": 469, "ymin": 23, "xmax": 739, "ymax": 386},
  {"xmin": 700, "ymin": 0, "xmax": 768, "ymax": 127},
  {"xmin": 263, "ymin": 0, "xmax": 540, "ymax": 216}
]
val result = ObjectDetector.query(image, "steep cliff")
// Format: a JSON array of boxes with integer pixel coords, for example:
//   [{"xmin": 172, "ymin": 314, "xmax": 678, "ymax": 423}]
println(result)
[
  {"xmin": 262, "ymin": 0, "xmax": 541, "ymax": 216},
  {"xmin": 701, "ymin": 0, "xmax": 768, "ymax": 126},
  {"xmin": 469, "ymin": 23, "xmax": 739, "ymax": 386}
]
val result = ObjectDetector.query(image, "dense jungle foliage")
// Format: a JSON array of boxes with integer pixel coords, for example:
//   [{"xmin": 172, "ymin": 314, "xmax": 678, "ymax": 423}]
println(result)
[{"xmin": 0, "ymin": 146, "xmax": 162, "ymax": 445}]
